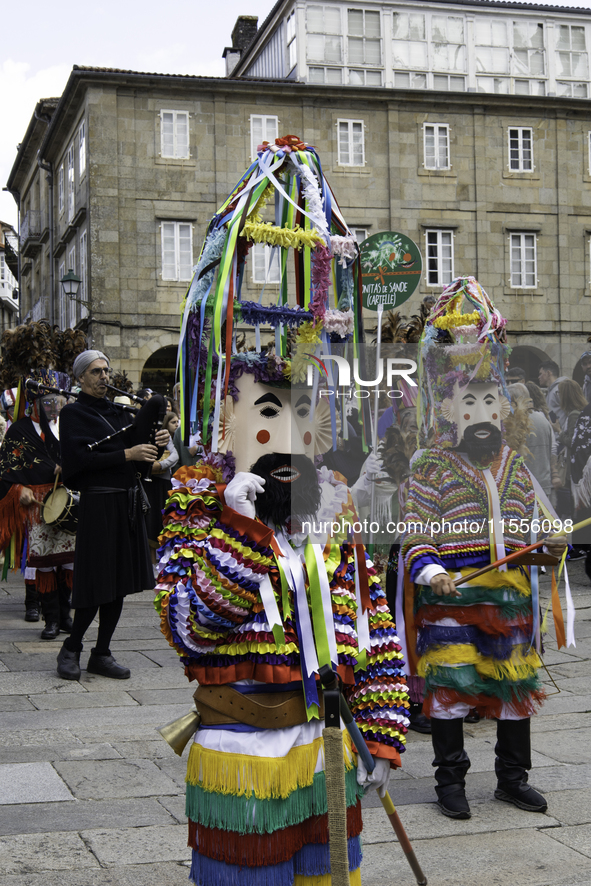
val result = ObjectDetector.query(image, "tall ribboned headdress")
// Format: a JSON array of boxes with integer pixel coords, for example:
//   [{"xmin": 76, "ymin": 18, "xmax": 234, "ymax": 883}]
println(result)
[
  {"xmin": 418, "ymin": 276, "xmax": 510, "ymax": 448},
  {"xmin": 177, "ymin": 134, "xmax": 364, "ymax": 450}
]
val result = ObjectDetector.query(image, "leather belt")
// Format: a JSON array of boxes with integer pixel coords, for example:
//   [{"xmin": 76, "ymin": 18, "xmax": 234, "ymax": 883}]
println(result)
[{"xmin": 194, "ymin": 684, "xmax": 324, "ymax": 729}]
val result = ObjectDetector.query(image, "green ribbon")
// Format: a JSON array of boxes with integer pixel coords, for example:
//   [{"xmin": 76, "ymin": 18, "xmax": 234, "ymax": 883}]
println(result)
[{"xmin": 304, "ymin": 543, "xmax": 332, "ymax": 672}]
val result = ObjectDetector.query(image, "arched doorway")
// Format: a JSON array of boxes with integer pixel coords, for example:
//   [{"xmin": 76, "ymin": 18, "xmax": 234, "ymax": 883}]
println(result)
[
  {"xmin": 506, "ymin": 345, "xmax": 549, "ymax": 384},
  {"xmin": 140, "ymin": 346, "xmax": 177, "ymax": 396}
]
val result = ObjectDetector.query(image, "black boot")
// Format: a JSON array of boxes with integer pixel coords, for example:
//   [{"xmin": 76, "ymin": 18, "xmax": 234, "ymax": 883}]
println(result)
[
  {"xmin": 494, "ymin": 718, "xmax": 547, "ymax": 812},
  {"xmin": 87, "ymin": 649, "xmax": 130, "ymax": 680},
  {"xmin": 39, "ymin": 589, "xmax": 61, "ymax": 640},
  {"xmin": 24, "ymin": 582, "xmax": 40, "ymax": 622},
  {"xmin": 431, "ymin": 717, "xmax": 471, "ymax": 819},
  {"xmin": 409, "ymin": 702, "xmax": 431, "ymax": 734},
  {"xmin": 58, "ymin": 570, "xmax": 73, "ymax": 633},
  {"xmin": 57, "ymin": 643, "xmax": 81, "ymax": 680}
]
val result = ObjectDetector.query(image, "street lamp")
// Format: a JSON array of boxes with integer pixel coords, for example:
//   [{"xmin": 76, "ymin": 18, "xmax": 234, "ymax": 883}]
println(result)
[{"xmin": 60, "ymin": 268, "xmax": 84, "ymax": 303}]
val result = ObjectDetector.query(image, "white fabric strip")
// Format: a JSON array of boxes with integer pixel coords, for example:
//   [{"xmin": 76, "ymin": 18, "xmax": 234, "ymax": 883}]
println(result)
[
  {"xmin": 258, "ymin": 573, "xmax": 283, "ymax": 635},
  {"xmin": 482, "ymin": 467, "xmax": 507, "ymax": 571},
  {"xmin": 276, "ymin": 533, "xmax": 319, "ymax": 677},
  {"xmin": 353, "ymin": 547, "xmax": 371, "ymax": 654},
  {"xmin": 312, "ymin": 544, "xmax": 339, "ymax": 666}
]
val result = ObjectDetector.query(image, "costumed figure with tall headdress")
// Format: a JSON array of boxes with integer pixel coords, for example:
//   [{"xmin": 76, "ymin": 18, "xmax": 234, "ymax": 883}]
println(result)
[
  {"xmin": 0, "ymin": 322, "xmax": 86, "ymax": 636},
  {"xmin": 155, "ymin": 136, "xmax": 410, "ymax": 886},
  {"xmin": 400, "ymin": 277, "xmax": 573, "ymax": 820}
]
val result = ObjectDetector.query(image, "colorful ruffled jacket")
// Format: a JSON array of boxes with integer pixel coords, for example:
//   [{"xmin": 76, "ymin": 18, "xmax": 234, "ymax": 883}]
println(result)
[
  {"xmin": 401, "ymin": 445, "xmax": 544, "ymax": 719},
  {"xmin": 155, "ymin": 462, "xmax": 409, "ymax": 765}
]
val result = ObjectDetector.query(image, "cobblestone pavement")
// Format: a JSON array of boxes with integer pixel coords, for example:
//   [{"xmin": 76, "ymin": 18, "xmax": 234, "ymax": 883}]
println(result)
[{"xmin": 0, "ymin": 562, "xmax": 589, "ymax": 886}]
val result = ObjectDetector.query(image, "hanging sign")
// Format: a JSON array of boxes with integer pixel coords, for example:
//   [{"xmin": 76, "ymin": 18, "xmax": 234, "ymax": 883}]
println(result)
[{"xmin": 359, "ymin": 231, "xmax": 422, "ymax": 311}]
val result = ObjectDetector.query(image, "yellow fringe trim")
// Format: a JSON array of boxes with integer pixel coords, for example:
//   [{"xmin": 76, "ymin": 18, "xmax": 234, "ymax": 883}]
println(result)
[
  {"xmin": 294, "ymin": 869, "xmax": 361, "ymax": 886},
  {"xmin": 418, "ymin": 643, "xmax": 541, "ymax": 682},
  {"xmin": 241, "ymin": 220, "xmax": 324, "ymax": 251},
  {"xmin": 186, "ymin": 732, "xmax": 354, "ymax": 798}
]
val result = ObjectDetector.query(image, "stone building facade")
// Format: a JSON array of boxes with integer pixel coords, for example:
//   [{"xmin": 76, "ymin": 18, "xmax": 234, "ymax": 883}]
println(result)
[
  {"xmin": 6, "ymin": 0, "xmax": 591, "ymax": 386},
  {"xmin": 0, "ymin": 221, "xmax": 18, "ymax": 334}
]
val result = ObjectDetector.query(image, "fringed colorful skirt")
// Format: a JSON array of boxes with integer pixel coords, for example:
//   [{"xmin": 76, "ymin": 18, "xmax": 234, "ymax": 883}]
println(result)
[
  {"xmin": 414, "ymin": 567, "xmax": 544, "ymax": 719},
  {"xmin": 185, "ymin": 718, "xmax": 364, "ymax": 886}
]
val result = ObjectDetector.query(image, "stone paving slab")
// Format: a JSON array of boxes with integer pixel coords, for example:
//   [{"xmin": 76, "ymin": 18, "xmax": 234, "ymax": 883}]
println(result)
[
  {"xmin": 531, "ymin": 727, "xmax": 591, "ymax": 764},
  {"xmin": 0, "ymin": 762, "xmax": 74, "ymax": 805},
  {"xmin": 108, "ymin": 639, "xmax": 172, "ymax": 652},
  {"xmin": 158, "ymin": 795, "xmax": 188, "ymax": 824},
  {"xmin": 534, "ymin": 694, "xmax": 591, "ymax": 715},
  {"xmin": 154, "ymin": 755, "xmax": 191, "ymax": 790},
  {"xmin": 0, "ymin": 743, "xmax": 120, "ymax": 765},
  {"xmin": 542, "ymin": 788, "xmax": 591, "ymax": 825},
  {"xmin": 70, "ymin": 723, "xmax": 166, "ymax": 743},
  {"xmin": 0, "ymin": 729, "xmax": 82, "ymax": 748},
  {"xmin": 81, "ymin": 823, "xmax": 189, "ymax": 865},
  {"xmin": 128, "ymin": 688, "xmax": 192, "ymax": 706},
  {"xmin": 0, "ymin": 797, "xmax": 177, "ymax": 836},
  {"xmin": 0, "ymin": 862, "xmax": 191, "ymax": 886},
  {"xmin": 548, "ymin": 658, "xmax": 591, "ymax": 677},
  {"xmin": 0, "ymin": 702, "xmax": 189, "ymax": 730},
  {"xmin": 545, "ymin": 822, "xmax": 591, "ymax": 858},
  {"xmin": 28, "ymin": 690, "xmax": 138, "ymax": 710},
  {"xmin": 53, "ymin": 758, "xmax": 181, "ymax": 800},
  {"xmin": 0, "ymin": 695, "xmax": 36, "ymax": 711},
  {"xmin": 140, "ymin": 649, "xmax": 185, "ymax": 667},
  {"xmin": 79, "ymin": 667, "xmax": 187, "ymax": 691},
  {"xmin": 361, "ymin": 799, "xmax": 561, "ymax": 844},
  {"xmin": 361, "ymin": 827, "xmax": 591, "ymax": 886},
  {"xmin": 0, "ymin": 830, "xmax": 100, "ymax": 873},
  {"xmin": 0, "ymin": 672, "xmax": 87, "ymax": 695},
  {"xmin": 532, "ymin": 711, "xmax": 591, "ymax": 733},
  {"xmin": 401, "ymin": 732, "xmax": 553, "ymax": 779},
  {"xmin": 110, "ymin": 739, "xmax": 176, "ymax": 759}
]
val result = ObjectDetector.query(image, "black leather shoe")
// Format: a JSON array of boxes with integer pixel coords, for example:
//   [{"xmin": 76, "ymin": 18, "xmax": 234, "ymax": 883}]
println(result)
[
  {"xmin": 41, "ymin": 622, "xmax": 60, "ymax": 640},
  {"xmin": 409, "ymin": 711, "xmax": 432, "ymax": 734},
  {"xmin": 495, "ymin": 782, "xmax": 547, "ymax": 812},
  {"xmin": 57, "ymin": 645, "xmax": 81, "ymax": 680},
  {"xmin": 25, "ymin": 607, "xmax": 40, "ymax": 622},
  {"xmin": 60, "ymin": 617, "xmax": 73, "ymax": 633},
  {"xmin": 87, "ymin": 652, "xmax": 130, "ymax": 680}
]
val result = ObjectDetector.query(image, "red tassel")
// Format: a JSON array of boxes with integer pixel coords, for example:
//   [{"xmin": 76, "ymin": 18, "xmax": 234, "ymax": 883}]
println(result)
[
  {"xmin": 423, "ymin": 688, "xmax": 545, "ymax": 720},
  {"xmin": 417, "ymin": 604, "xmax": 532, "ymax": 637},
  {"xmin": 189, "ymin": 801, "xmax": 362, "ymax": 864},
  {"xmin": 36, "ymin": 570, "xmax": 58, "ymax": 595},
  {"xmin": 60, "ymin": 568, "xmax": 74, "ymax": 590}
]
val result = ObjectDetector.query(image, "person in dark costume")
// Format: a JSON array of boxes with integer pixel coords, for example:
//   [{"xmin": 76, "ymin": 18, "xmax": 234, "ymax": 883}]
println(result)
[
  {"xmin": 57, "ymin": 350, "xmax": 169, "ymax": 681},
  {"xmin": 0, "ymin": 379, "xmax": 74, "ymax": 638}
]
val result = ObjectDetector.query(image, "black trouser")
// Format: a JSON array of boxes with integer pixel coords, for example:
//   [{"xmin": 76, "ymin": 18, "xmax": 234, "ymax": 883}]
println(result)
[{"xmin": 64, "ymin": 597, "xmax": 124, "ymax": 655}]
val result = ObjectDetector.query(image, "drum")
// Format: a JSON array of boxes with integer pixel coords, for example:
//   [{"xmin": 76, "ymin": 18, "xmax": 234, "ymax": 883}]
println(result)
[{"xmin": 42, "ymin": 486, "xmax": 79, "ymax": 536}]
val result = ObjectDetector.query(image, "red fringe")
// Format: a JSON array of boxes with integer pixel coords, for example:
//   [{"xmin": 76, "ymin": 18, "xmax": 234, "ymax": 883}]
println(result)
[
  {"xmin": 186, "ymin": 661, "xmax": 356, "ymax": 687},
  {"xmin": 188, "ymin": 801, "xmax": 362, "ymax": 864},
  {"xmin": 60, "ymin": 567, "xmax": 73, "ymax": 590},
  {"xmin": 36, "ymin": 570, "xmax": 57, "ymax": 595},
  {"xmin": 416, "ymin": 604, "xmax": 532, "ymax": 637},
  {"xmin": 423, "ymin": 688, "xmax": 546, "ymax": 720},
  {"xmin": 0, "ymin": 484, "xmax": 25, "ymax": 552}
]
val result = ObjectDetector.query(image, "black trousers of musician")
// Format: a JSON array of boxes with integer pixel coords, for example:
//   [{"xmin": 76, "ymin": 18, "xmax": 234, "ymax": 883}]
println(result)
[{"xmin": 63, "ymin": 598, "xmax": 124, "ymax": 655}]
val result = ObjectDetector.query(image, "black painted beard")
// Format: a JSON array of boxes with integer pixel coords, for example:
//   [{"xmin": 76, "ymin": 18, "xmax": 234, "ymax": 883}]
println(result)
[
  {"xmin": 458, "ymin": 422, "xmax": 503, "ymax": 463},
  {"xmin": 250, "ymin": 453, "xmax": 321, "ymax": 530}
]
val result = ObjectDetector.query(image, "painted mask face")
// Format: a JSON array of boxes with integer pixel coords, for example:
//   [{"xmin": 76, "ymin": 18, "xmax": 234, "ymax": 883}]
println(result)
[
  {"xmin": 442, "ymin": 381, "xmax": 510, "ymax": 444},
  {"xmin": 218, "ymin": 373, "xmax": 306, "ymax": 473}
]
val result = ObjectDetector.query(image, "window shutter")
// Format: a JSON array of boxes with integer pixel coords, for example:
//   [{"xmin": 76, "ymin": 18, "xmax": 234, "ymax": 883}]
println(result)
[
  {"xmin": 176, "ymin": 113, "xmax": 189, "ymax": 158},
  {"xmin": 161, "ymin": 223, "xmax": 177, "ymax": 279},
  {"xmin": 162, "ymin": 112, "xmax": 175, "ymax": 157},
  {"xmin": 178, "ymin": 224, "xmax": 193, "ymax": 280}
]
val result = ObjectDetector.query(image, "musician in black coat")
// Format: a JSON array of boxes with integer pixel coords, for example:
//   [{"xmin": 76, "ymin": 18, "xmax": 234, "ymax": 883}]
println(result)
[{"xmin": 57, "ymin": 350, "xmax": 168, "ymax": 681}]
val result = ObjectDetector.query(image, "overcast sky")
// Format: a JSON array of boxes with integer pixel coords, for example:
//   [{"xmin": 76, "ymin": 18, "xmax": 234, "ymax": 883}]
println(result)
[{"xmin": 1, "ymin": 0, "xmax": 588, "ymax": 226}]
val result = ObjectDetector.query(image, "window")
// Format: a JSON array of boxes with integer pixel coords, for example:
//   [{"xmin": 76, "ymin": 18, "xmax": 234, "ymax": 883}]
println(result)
[
  {"xmin": 252, "ymin": 243, "xmax": 281, "ymax": 283},
  {"xmin": 512, "ymin": 22, "xmax": 544, "ymax": 76},
  {"xmin": 433, "ymin": 74, "xmax": 465, "ymax": 91},
  {"xmin": 78, "ymin": 120, "xmax": 86, "ymax": 178},
  {"xmin": 66, "ymin": 144, "xmax": 75, "ymax": 222},
  {"xmin": 349, "ymin": 69, "xmax": 382, "ymax": 87},
  {"xmin": 477, "ymin": 77, "xmax": 509, "ymax": 94},
  {"xmin": 287, "ymin": 11, "xmax": 297, "ymax": 71},
  {"xmin": 67, "ymin": 244, "xmax": 76, "ymax": 327},
  {"xmin": 161, "ymin": 110, "xmax": 189, "ymax": 159},
  {"xmin": 557, "ymin": 81, "xmax": 588, "ymax": 98},
  {"xmin": 432, "ymin": 15, "xmax": 465, "ymax": 72},
  {"xmin": 79, "ymin": 229, "xmax": 88, "ymax": 319},
  {"xmin": 309, "ymin": 66, "xmax": 343, "ymax": 84},
  {"xmin": 556, "ymin": 24, "xmax": 588, "ymax": 79},
  {"xmin": 58, "ymin": 164, "xmax": 64, "ymax": 216},
  {"xmin": 474, "ymin": 20, "xmax": 509, "ymax": 74},
  {"xmin": 514, "ymin": 79, "xmax": 545, "ymax": 96},
  {"xmin": 508, "ymin": 127, "xmax": 533, "ymax": 171},
  {"xmin": 337, "ymin": 120, "xmax": 364, "ymax": 166},
  {"xmin": 58, "ymin": 260, "xmax": 66, "ymax": 328},
  {"xmin": 394, "ymin": 71, "xmax": 427, "ymax": 89},
  {"xmin": 250, "ymin": 114, "xmax": 279, "ymax": 160},
  {"xmin": 161, "ymin": 222, "xmax": 193, "ymax": 281},
  {"xmin": 392, "ymin": 12, "xmax": 427, "ymax": 69},
  {"xmin": 307, "ymin": 5, "xmax": 342, "ymax": 65},
  {"xmin": 423, "ymin": 124, "xmax": 450, "ymax": 170},
  {"xmin": 353, "ymin": 228, "xmax": 368, "ymax": 244},
  {"xmin": 510, "ymin": 233, "xmax": 537, "ymax": 288},
  {"xmin": 348, "ymin": 8, "xmax": 381, "ymax": 66},
  {"xmin": 426, "ymin": 230, "xmax": 454, "ymax": 286}
]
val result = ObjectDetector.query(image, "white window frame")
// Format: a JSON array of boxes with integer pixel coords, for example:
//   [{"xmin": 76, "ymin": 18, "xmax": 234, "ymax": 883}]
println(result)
[
  {"xmin": 508, "ymin": 127, "xmax": 534, "ymax": 172},
  {"xmin": 286, "ymin": 10, "xmax": 297, "ymax": 72},
  {"xmin": 66, "ymin": 144, "xmax": 75, "ymax": 222},
  {"xmin": 252, "ymin": 243, "xmax": 281, "ymax": 284},
  {"xmin": 250, "ymin": 114, "xmax": 279, "ymax": 161},
  {"xmin": 425, "ymin": 229, "xmax": 454, "ymax": 286},
  {"xmin": 353, "ymin": 228, "xmax": 368, "ymax": 245},
  {"xmin": 423, "ymin": 123, "xmax": 450, "ymax": 170},
  {"xmin": 308, "ymin": 66, "xmax": 343, "ymax": 84},
  {"xmin": 58, "ymin": 164, "xmax": 65, "ymax": 216},
  {"xmin": 555, "ymin": 23, "xmax": 588, "ymax": 81},
  {"xmin": 337, "ymin": 119, "xmax": 365, "ymax": 166},
  {"xmin": 160, "ymin": 221, "xmax": 193, "ymax": 282},
  {"xmin": 79, "ymin": 229, "xmax": 88, "ymax": 319},
  {"xmin": 66, "ymin": 244, "xmax": 77, "ymax": 328},
  {"xmin": 347, "ymin": 8, "xmax": 382, "ymax": 68},
  {"xmin": 160, "ymin": 110, "xmax": 190, "ymax": 159},
  {"xmin": 58, "ymin": 260, "xmax": 66, "ymax": 327},
  {"xmin": 78, "ymin": 120, "xmax": 86, "ymax": 178},
  {"xmin": 510, "ymin": 233, "xmax": 537, "ymax": 288},
  {"xmin": 588, "ymin": 132, "xmax": 591, "ymax": 176}
]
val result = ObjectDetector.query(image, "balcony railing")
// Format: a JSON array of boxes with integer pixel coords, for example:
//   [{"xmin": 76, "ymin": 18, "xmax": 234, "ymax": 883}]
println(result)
[{"xmin": 20, "ymin": 210, "xmax": 41, "ymax": 244}]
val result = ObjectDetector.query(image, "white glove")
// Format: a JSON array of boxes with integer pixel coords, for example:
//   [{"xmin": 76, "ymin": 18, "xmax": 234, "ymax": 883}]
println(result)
[
  {"xmin": 224, "ymin": 472, "xmax": 266, "ymax": 520},
  {"xmin": 356, "ymin": 755, "xmax": 391, "ymax": 798},
  {"xmin": 351, "ymin": 453, "xmax": 386, "ymax": 507}
]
